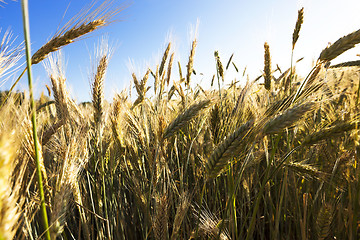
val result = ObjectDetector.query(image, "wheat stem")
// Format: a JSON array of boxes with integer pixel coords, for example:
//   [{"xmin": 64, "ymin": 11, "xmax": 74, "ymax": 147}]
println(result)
[{"xmin": 21, "ymin": 1, "xmax": 51, "ymax": 239}]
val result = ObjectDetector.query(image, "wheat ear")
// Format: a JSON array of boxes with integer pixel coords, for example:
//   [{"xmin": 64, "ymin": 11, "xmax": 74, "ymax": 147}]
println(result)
[
  {"xmin": 92, "ymin": 55, "xmax": 108, "ymax": 125},
  {"xmin": 316, "ymin": 203, "xmax": 333, "ymax": 240},
  {"xmin": 159, "ymin": 42, "xmax": 171, "ymax": 77},
  {"xmin": 263, "ymin": 102, "xmax": 315, "ymax": 134},
  {"xmin": 186, "ymin": 39, "xmax": 197, "ymax": 87},
  {"xmin": 319, "ymin": 28, "xmax": 360, "ymax": 62},
  {"xmin": 0, "ymin": 29, "xmax": 23, "ymax": 79},
  {"xmin": 264, "ymin": 42, "xmax": 271, "ymax": 90},
  {"xmin": 206, "ymin": 119, "xmax": 254, "ymax": 179},
  {"xmin": 153, "ymin": 194, "xmax": 169, "ymax": 240},
  {"xmin": 330, "ymin": 60, "xmax": 360, "ymax": 68},
  {"xmin": 303, "ymin": 121, "xmax": 359, "ymax": 145},
  {"xmin": 31, "ymin": 1, "xmax": 121, "ymax": 65},
  {"xmin": 163, "ymin": 99, "xmax": 211, "ymax": 140},
  {"xmin": 0, "ymin": 135, "xmax": 20, "ymax": 240},
  {"xmin": 166, "ymin": 52, "xmax": 174, "ymax": 85},
  {"xmin": 170, "ymin": 192, "xmax": 190, "ymax": 240},
  {"xmin": 292, "ymin": 7, "xmax": 304, "ymax": 50}
]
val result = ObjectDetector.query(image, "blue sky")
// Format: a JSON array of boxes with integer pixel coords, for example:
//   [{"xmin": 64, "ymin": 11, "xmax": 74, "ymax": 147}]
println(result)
[{"xmin": 1, "ymin": 0, "xmax": 360, "ymax": 102}]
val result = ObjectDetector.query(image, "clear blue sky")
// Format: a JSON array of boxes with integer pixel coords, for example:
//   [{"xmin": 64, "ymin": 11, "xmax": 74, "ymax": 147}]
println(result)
[{"xmin": 1, "ymin": 0, "xmax": 360, "ymax": 102}]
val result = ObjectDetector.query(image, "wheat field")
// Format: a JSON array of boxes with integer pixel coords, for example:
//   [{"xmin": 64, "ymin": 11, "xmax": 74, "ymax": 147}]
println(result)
[{"xmin": 1, "ymin": 2, "xmax": 360, "ymax": 240}]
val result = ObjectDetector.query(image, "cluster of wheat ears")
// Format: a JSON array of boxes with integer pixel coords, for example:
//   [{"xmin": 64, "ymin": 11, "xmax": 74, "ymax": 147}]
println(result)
[{"xmin": 1, "ymin": 1, "xmax": 360, "ymax": 240}]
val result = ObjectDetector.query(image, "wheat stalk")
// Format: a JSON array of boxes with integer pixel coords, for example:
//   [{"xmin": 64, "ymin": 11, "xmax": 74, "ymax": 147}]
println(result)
[{"xmin": 21, "ymin": 1, "xmax": 50, "ymax": 238}]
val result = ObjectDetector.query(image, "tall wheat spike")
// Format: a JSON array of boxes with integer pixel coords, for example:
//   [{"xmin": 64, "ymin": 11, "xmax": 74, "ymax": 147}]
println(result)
[
  {"xmin": 166, "ymin": 52, "xmax": 174, "ymax": 85},
  {"xmin": 186, "ymin": 39, "xmax": 197, "ymax": 87},
  {"xmin": 92, "ymin": 43, "xmax": 109, "ymax": 125},
  {"xmin": 159, "ymin": 42, "xmax": 171, "ymax": 77},
  {"xmin": 43, "ymin": 52, "xmax": 70, "ymax": 122},
  {"xmin": 292, "ymin": 7, "xmax": 304, "ymax": 50},
  {"xmin": 214, "ymin": 51, "xmax": 225, "ymax": 81},
  {"xmin": 264, "ymin": 42, "xmax": 271, "ymax": 91}
]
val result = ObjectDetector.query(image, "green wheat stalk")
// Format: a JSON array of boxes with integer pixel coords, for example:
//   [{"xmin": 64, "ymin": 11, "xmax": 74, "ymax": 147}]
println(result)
[{"xmin": 21, "ymin": 1, "xmax": 51, "ymax": 239}]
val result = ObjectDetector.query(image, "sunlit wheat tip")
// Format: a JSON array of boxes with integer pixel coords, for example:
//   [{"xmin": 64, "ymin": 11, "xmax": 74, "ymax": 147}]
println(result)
[
  {"xmin": 166, "ymin": 52, "xmax": 174, "ymax": 85},
  {"xmin": 215, "ymin": 51, "xmax": 225, "ymax": 81},
  {"xmin": 159, "ymin": 42, "xmax": 171, "ymax": 77},
  {"xmin": 186, "ymin": 39, "xmax": 197, "ymax": 86},
  {"xmin": 264, "ymin": 42, "xmax": 271, "ymax": 90},
  {"xmin": 292, "ymin": 7, "xmax": 304, "ymax": 50},
  {"xmin": 92, "ymin": 55, "xmax": 108, "ymax": 125}
]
